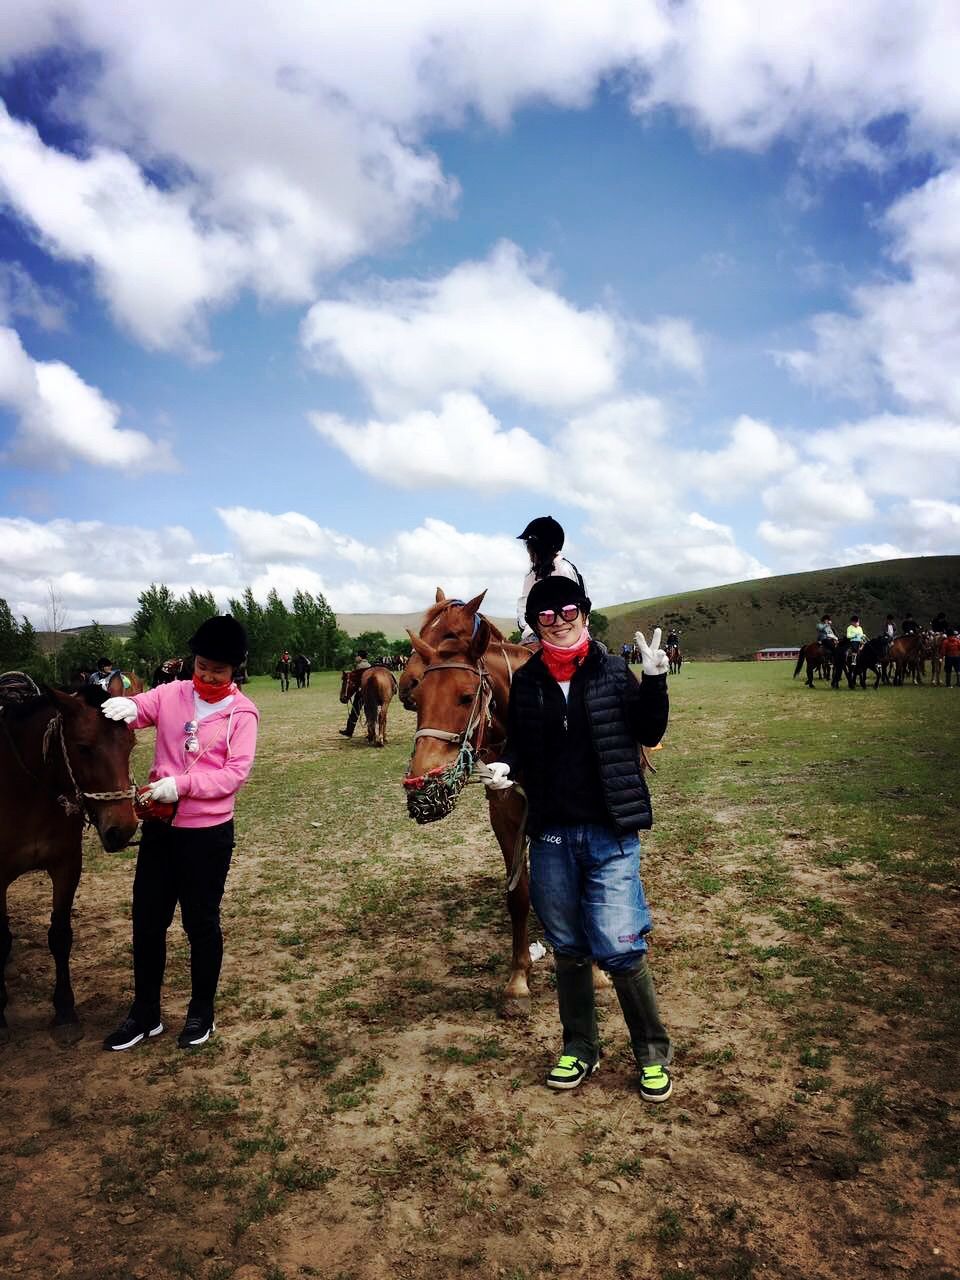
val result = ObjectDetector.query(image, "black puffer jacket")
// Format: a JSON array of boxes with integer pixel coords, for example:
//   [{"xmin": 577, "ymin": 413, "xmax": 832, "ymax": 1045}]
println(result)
[{"xmin": 501, "ymin": 642, "xmax": 668, "ymax": 834}]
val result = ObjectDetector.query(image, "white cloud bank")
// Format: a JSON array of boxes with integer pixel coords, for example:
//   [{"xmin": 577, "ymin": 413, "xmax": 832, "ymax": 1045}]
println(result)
[
  {"xmin": 0, "ymin": 325, "xmax": 176, "ymax": 471},
  {"xmin": 2, "ymin": 1, "xmax": 959, "ymax": 354},
  {"xmin": 302, "ymin": 242, "xmax": 625, "ymax": 414}
]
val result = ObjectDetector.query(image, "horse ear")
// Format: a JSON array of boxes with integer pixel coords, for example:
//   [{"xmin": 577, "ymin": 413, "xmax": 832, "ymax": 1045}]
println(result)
[
  {"xmin": 435, "ymin": 587, "xmax": 446, "ymax": 603},
  {"xmin": 47, "ymin": 686, "xmax": 82, "ymax": 714},
  {"xmin": 462, "ymin": 590, "xmax": 487, "ymax": 617},
  {"xmin": 407, "ymin": 630, "xmax": 439, "ymax": 665},
  {"xmin": 470, "ymin": 617, "xmax": 493, "ymax": 660}
]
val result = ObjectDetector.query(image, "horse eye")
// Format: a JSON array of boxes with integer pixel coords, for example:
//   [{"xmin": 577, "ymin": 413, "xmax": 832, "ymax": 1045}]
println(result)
[{"xmin": 459, "ymin": 692, "xmax": 473, "ymax": 704}]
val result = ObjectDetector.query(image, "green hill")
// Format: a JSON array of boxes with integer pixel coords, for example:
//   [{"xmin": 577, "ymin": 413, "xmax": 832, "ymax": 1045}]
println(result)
[{"xmin": 601, "ymin": 555, "xmax": 960, "ymax": 659}]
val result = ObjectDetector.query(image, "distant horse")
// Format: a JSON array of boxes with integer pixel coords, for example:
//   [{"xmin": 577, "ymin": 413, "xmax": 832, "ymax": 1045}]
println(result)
[
  {"xmin": 152, "ymin": 656, "xmax": 193, "ymax": 686},
  {"xmin": 666, "ymin": 642, "xmax": 682, "ymax": 675},
  {"xmin": 0, "ymin": 676, "xmax": 137, "ymax": 1038},
  {"xmin": 890, "ymin": 634, "xmax": 924, "ymax": 686},
  {"xmin": 104, "ymin": 671, "xmax": 144, "ymax": 697},
  {"xmin": 292, "ymin": 654, "xmax": 311, "ymax": 688},
  {"xmin": 339, "ymin": 667, "xmax": 397, "ymax": 747},
  {"xmin": 843, "ymin": 637, "xmax": 891, "ymax": 689},
  {"xmin": 275, "ymin": 657, "xmax": 290, "ymax": 692},
  {"xmin": 793, "ymin": 642, "xmax": 835, "ymax": 688},
  {"xmin": 926, "ymin": 632, "xmax": 945, "ymax": 686}
]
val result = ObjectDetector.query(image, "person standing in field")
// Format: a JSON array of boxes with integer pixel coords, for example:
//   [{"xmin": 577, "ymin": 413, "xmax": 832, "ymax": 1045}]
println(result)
[
  {"xmin": 486, "ymin": 575, "xmax": 673, "ymax": 1103},
  {"xmin": 941, "ymin": 630, "xmax": 960, "ymax": 687},
  {"xmin": 100, "ymin": 615, "xmax": 259, "ymax": 1051},
  {"xmin": 516, "ymin": 516, "xmax": 585, "ymax": 648},
  {"xmin": 340, "ymin": 649, "xmax": 371, "ymax": 737}
]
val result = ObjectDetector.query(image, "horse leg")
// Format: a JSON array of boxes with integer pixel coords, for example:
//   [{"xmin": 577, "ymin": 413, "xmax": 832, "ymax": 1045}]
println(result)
[
  {"xmin": 0, "ymin": 881, "xmax": 11, "ymax": 1040},
  {"xmin": 377, "ymin": 705, "xmax": 387, "ymax": 748},
  {"xmin": 488, "ymin": 791, "xmax": 531, "ymax": 1017},
  {"xmin": 806, "ymin": 659, "xmax": 815, "ymax": 688},
  {"xmin": 48, "ymin": 853, "xmax": 82, "ymax": 1033}
]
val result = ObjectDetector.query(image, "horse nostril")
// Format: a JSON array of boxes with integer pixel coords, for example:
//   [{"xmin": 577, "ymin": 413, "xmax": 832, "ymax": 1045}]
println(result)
[{"xmin": 103, "ymin": 826, "xmax": 128, "ymax": 851}]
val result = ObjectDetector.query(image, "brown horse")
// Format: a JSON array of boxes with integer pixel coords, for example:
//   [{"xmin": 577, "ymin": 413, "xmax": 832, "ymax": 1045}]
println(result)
[
  {"xmin": 793, "ymin": 641, "xmax": 835, "ymax": 688},
  {"xmin": 0, "ymin": 679, "xmax": 138, "ymax": 1038},
  {"xmin": 401, "ymin": 591, "xmax": 534, "ymax": 1014},
  {"xmin": 104, "ymin": 671, "xmax": 144, "ymax": 697},
  {"xmin": 890, "ymin": 634, "xmax": 925, "ymax": 686},
  {"xmin": 339, "ymin": 667, "xmax": 397, "ymax": 747},
  {"xmin": 666, "ymin": 642, "xmax": 682, "ymax": 675},
  {"xmin": 152, "ymin": 656, "xmax": 194, "ymax": 686}
]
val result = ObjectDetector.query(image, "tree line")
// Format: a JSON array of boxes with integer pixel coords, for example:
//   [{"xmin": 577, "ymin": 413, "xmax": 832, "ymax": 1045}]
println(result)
[{"xmin": 0, "ymin": 584, "xmax": 412, "ymax": 683}]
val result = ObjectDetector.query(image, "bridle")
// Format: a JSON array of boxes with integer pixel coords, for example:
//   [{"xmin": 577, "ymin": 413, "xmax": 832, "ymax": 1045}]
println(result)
[
  {"xmin": 403, "ymin": 660, "xmax": 494, "ymax": 822},
  {"xmin": 41, "ymin": 712, "xmax": 136, "ymax": 823}
]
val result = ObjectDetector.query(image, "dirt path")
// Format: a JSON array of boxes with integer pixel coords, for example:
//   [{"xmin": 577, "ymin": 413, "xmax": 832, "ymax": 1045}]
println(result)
[{"xmin": 1, "ymin": 668, "xmax": 958, "ymax": 1280}]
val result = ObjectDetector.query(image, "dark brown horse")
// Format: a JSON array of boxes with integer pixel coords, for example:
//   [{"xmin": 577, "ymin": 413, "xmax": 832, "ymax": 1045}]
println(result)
[
  {"xmin": 666, "ymin": 642, "xmax": 682, "ymax": 675},
  {"xmin": 339, "ymin": 667, "xmax": 397, "ymax": 747},
  {"xmin": 793, "ymin": 641, "xmax": 835, "ymax": 688},
  {"xmin": 0, "ymin": 680, "xmax": 138, "ymax": 1038},
  {"xmin": 104, "ymin": 671, "xmax": 144, "ymax": 697},
  {"xmin": 401, "ymin": 590, "xmax": 547, "ymax": 1016}
]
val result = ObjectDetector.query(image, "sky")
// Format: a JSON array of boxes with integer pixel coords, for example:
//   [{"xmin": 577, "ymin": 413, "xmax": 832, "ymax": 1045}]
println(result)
[{"xmin": 1, "ymin": 1, "xmax": 959, "ymax": 627}]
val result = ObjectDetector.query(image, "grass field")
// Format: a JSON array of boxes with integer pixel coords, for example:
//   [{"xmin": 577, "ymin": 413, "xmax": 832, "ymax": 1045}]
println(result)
[{"xmin": 1, "ymin": 665, "xmax": 958, "ymax": 1280}]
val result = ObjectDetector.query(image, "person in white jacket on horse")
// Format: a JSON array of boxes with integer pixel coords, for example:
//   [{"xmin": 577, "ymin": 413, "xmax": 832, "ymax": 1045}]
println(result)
[{"xmin": 516, "ymin": 516, "xmax": 584, "ymax": 648}]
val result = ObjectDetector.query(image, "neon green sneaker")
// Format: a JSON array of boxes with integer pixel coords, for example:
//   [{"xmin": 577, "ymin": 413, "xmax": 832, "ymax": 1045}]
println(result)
[
  {"xmin": 546, "ymin": 1054, "xmax": 598, "ymax": 1090},
  {"xmin": 640, "ymin": 1064, "xmax": 672, "ymax": 1103}
]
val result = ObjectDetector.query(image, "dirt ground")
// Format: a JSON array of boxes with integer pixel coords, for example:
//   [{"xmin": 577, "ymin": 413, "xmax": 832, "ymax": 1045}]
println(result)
[{"xmin": 1, "ymin": 666, "xmax": 958, "ymax": 1280}]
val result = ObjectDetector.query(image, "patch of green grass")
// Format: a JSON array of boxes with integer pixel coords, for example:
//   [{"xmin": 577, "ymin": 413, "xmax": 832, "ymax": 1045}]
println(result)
[{"xmin": 325, "ymin": 1056, "xmax": 384, "ymax": 1110}]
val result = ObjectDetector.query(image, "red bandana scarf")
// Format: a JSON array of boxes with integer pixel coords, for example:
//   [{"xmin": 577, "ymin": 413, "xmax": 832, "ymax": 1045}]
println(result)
[
  {"xmin": 193, "ymin": 674, "xmax": 237, "ymax": 704},
  {"xmin": 540, "ymin": 629, "xmax": 591, "ymax": 683}
]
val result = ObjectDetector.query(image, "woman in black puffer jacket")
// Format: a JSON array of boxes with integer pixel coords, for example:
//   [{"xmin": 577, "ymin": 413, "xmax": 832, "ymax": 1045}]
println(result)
[{"xmin": 487, "ymin": 575, "xmax": 673, "ymax": 1102}]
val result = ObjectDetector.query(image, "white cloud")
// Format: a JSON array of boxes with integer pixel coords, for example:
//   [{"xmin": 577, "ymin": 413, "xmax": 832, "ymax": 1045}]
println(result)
[
  {"xmin": 806, "ymin": 413, "xmax": 960, "ymax": 500},
  {"xmin": 632, "ymin": 1, "xmax": 960, "ymax": 156},
  {"xmin": 762, "ymin": 463, "xmax": 874, "ymax": 527},
  {"xmin": 0, "ymin": 325, "xmax": 177, "ymax": 471},
  {"xmin": 889, "ymin": 497, "xmax": 960, "ymax": 551},
  {"xmin": 216, "ymin": 507, "xmax": 376, "ymax": 568},
  {"xmin": 4, "ymin": 2, "xmax": 955, "ymax": 357},
  {"xmin": 311, "ymin": 392, "xmax": 553, "ymax": 492},
  {"xmin": 780, "ymin": 168, "xmax": 960, "ymax": 417},
  {"xmin": 302, "ymin": 242, "xmax": 624, "ymax": 413},
  {"xmin": 634, "ymin": 316, "xmax": 705, "ymax": 378},
  {"xmin": 684, "ymin": 416, "xmax": 797, "ymax": 497},
  {"xmin": 0, "ymin": 262, "xmax": 68, "ymax": 331}
]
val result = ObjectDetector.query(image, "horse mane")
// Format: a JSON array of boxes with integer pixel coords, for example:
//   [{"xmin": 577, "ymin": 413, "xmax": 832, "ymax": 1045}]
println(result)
[
  {"xmin": 421, "ymin": 599, "xmax": 506, "ymax": 642},
  {"xmin": 0, "ymin": 682, "xmax": 109, "ymax": 723}
]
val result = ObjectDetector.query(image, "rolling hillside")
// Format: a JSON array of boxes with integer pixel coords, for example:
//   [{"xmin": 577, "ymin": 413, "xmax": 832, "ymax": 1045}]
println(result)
[{"xmin": 601, "ymin": 555, "xmax": 960, "ymax": 659}]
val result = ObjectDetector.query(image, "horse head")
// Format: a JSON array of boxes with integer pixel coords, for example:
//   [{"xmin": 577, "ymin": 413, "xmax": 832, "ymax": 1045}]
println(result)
[
  {"xmin": 46, "ymin": 686, "xmax": 137, "ymax": 852},
  {"xmin": 339, "ymin": 669, "xmax": 361, "ymax": 704},
  {"xmin": 402, "ymin": 593, "xmax": 494, "ymax": 822},
  {"xmin": 399, "ymin": 589, "xmax": 498, "ymax": 711}
]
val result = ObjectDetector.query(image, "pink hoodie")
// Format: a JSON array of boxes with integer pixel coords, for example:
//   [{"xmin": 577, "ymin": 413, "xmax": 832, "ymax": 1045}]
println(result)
[{"xmin": 130, "ymin": 680, "xmax": 260, "ymax": 829}]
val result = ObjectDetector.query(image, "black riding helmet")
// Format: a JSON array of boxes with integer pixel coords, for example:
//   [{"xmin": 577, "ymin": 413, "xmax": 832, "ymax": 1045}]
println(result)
[
  {"xmin": 188, "ymin": 614, "xmax": 248, "ymax": 667},
  {"xmin": 524, "ymin": 575, "xmax": 591, "ymax": 633},
  {"xmin": 517, "ymin": 515, "xmax": 564, "ymax": 555}
]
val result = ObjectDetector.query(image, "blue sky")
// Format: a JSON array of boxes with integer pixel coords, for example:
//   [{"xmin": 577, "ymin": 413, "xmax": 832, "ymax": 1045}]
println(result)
[{"xmin": 1, "ymin": 3, "xmax": 959, "ymax": 625}]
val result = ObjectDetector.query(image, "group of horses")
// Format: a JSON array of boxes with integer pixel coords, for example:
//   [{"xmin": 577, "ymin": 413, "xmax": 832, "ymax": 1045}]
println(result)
[{"xmin": 794, "ymin": 630, "xmax": 945, "ymax": 690}]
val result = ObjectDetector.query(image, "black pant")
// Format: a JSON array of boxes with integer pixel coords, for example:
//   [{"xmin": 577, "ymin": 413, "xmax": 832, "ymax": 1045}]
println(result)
[
  {"xmin": 132, "ymin": 819, "xmax": 233, "ymax": 1024},
  {"xmin": 345, "ymin": 689, "xmax": 362, "ymax": 734}
]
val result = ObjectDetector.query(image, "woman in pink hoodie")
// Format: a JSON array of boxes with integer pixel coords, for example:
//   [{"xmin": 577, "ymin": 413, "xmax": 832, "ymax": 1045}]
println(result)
[{"xmin": 100, "ymin": 615, "xmax": 259, "ymax": 1052}]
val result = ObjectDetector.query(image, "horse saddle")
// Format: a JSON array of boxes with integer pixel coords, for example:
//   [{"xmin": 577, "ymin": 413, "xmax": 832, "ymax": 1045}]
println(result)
[{"xmin": 0, "ymin": 670, "xmax": 41, "ymax": 705}]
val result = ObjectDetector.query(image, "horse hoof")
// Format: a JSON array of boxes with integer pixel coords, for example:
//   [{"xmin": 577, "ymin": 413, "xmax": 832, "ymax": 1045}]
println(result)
[
  {"xmin": 500, "ymin": 994, "xmax": 531, "ymax": 1020},
  {"xmin": 51, "ymin": 1018, "xmax": 83, "ymax": 1047}
]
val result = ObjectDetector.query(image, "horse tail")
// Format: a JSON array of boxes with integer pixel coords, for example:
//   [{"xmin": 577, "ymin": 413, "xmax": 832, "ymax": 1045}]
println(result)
[{"xmin": 793, "ymin": 647, "xmax": 805, "ymax": 678}]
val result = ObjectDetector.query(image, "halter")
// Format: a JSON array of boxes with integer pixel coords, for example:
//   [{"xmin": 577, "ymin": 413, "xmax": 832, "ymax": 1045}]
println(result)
[
  {"xmin": 403, "ymin": 661, "xmax": 493, "ymax": 824},
  {"xmin": 42, "ymin": 712, "xmax": 136, "ymax": 823}
]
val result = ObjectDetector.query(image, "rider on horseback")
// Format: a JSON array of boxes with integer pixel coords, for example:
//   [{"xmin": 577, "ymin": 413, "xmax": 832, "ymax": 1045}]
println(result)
[
  {"xmin": 816, "ymin": 614, "xmax": 837, "ymax": 651},
  {"xmin": 516, "ymin": 516, "xmax": 585, "ymax": 648},
  {"xmin": 846, "ymin": 615, "xmax": 865, "ymax": 662}
]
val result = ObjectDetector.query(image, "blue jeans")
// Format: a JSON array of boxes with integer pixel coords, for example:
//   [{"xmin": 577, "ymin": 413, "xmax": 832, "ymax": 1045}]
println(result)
[{"xmin": 529, "ymin": 823, "xmax": 653, "ymax": 974}]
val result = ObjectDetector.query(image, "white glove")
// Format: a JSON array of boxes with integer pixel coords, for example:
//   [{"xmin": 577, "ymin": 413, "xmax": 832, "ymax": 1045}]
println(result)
[
  {"xmin": 101, "ymin": 696, "xmax": 138, "ymax": 723},
  {"xmin": 635, "ymin": 628, "xmax": 669, "ymax": 677},
  {"xmin": 483, "ymin": 762, "xmax": 514, "ymax": 791},
  {"xmin": 147, "ymin": 776, "xmax": 179, "ymax": 804}
]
